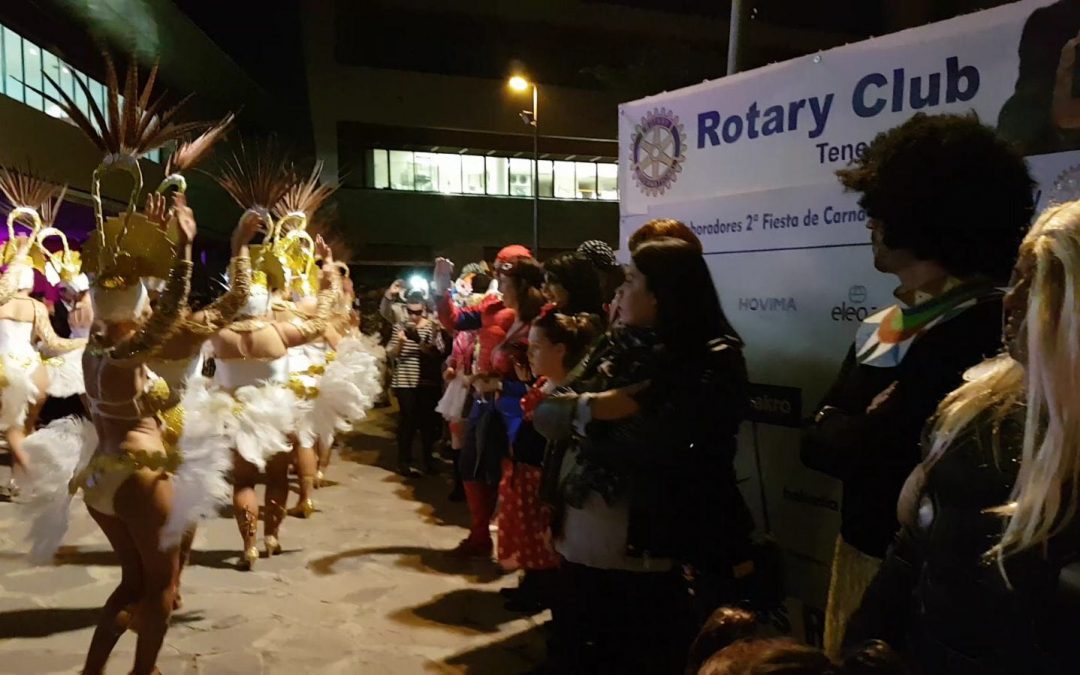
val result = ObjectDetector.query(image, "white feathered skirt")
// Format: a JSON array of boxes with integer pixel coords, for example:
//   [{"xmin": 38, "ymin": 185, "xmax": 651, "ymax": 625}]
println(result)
[
  {"xmin": 295, "ymin": 337, "xmax": 384, "ymax": 449},
  {"xmin": 0, "ymin": 351, "xmax": 42, "ymax": 431},
  {"xmin": 43, "ymin": 347, "xmax": 86, "ymax": 398}
]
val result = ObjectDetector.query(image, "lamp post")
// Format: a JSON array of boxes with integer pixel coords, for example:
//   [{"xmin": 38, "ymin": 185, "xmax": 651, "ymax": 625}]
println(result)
[{"xmin": 509, "ymin": 75, "xmax": 539, "ymax": 254}]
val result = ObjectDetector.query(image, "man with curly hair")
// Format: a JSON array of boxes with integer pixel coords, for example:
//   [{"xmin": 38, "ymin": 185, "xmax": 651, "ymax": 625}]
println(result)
[{"xmin": 800, "ymin": 113, "xmax": 1035, "ymax": 657}]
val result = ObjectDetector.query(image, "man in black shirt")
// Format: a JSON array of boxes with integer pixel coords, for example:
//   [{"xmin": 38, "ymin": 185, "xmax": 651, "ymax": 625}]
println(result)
[{"xmin": 801, "ymin": 113, "xmax": 1035, "ymax": 656}]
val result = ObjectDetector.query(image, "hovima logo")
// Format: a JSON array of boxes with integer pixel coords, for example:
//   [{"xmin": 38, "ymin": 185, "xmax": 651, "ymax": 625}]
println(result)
[
  {"xmin": 830, "ymin": 284, "xmax": 877, "ymax": 322},
  {"xmin": 738, "ymin": 297, "xmax": 797, "ymax": 312}
]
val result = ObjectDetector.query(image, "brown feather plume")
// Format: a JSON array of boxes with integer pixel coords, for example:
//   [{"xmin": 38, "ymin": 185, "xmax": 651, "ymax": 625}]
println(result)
[
  {"xmin": 39, "ymin": 185, "xmax": 68, "ymax": 227},
  {"xmin": 272, "ymin": 161, "xmax": 339, "ymax": 220},
  {"xmin": 33, "ymin": 54, "xmax": 207, "ymax": 158},
  {"xmin": 307, "ymin": 213, "xmax": 353, "ymax": 263},
  {"xmin": 213, "ymin": 139, "xmax": 296, "ymax": 212},
  {"xmin": 0, "ymin": 167, "xmax": 64, "ymax": 212},
  {"xmin": 166, "ymin": 113, "xmax": 235, "ymax": 175}
]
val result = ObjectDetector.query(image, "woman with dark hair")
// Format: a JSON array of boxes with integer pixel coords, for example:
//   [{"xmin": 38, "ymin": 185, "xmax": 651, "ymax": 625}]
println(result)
[
  {"xmin": 535, "ymin": 237, "xmax": 753, "ymax": 673},
  {"xmin": 543, "ymin": 251, "xmax": 605, "ymax": 317}
]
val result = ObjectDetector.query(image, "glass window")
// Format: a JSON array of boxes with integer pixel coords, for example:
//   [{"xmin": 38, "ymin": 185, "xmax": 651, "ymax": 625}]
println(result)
[
  {"xmin": 597, "ymin": 163, "xmax": 618, "ymax": 200},
  {"xmin": 576, "ymin": 162, "xmax": 597, "ymax": 199},
  {"xmin": 67, "ymin": 67, "xmax": 90, "ymax": 120},
  {"xmin": 4, "ymin": 28, "xmax": 23, "ymax": 103},
  {"xmin": 437, "ymin": 153, "xmax": 462, "ymax": 193},
  {"xmin": 22, "ymin": 39, "xmax": 42, "ymax": 110},
  {"xmin": 462, "ymin": 155, "xmax": 485, "ymax": 194},
  {"xmin": 90, "ymin": 78, "xmax": 106, "ymax": 118},
  {"xmin": 553, "ymin": 161, "xmax": 576, "ymax": 199},
  {"xmin": 485, "ymin": 156, "xmax": 508, "ymax": 196},
  {"xmin": 538, "ymin": 160, "xmax": 553, "ymax": 198},
  {"xmin": 509, "ymin": 158, "xmax": 533, "ymax": 197},
  {"xmin": 370, "ymin": 149, "xmax": 389, "ymax": 189},
  {"xmin": 413, "ymin": 152, "xmax": 437, "ymax": 192},
  {"xmin": 42, "ymin": 51, "xmax": 63, "ymax": 118},
  {"xmin": 389, "ymin": 150, "xmax": 415, "ymax": 191}
]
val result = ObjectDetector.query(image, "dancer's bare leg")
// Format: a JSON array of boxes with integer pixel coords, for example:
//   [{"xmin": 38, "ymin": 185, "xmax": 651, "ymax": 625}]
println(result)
[
  {"xmin": 316, "ymin": 438, "xmax": 332, "ymax": 487},
  {"xmin": 289, "ymin": 441, "xmax": 317, "ymax": 517},
  {"xmin": 82, "ymin": 507, "xmax": 144, "ymax": 675},
  {"xmin": 115, "ymin": 470, "xmax": 179, "ymax": 675},
  {"xmin": 264, "ymin": 452, "xmax": 291, "ymax": 553},
  {"xmin": 5, "ymin": 389, "xmax": 44, "ymax": 485},
  {"xmin": 231, "ymin": 454, "xmax": 259, "ymax": 569},
  {"xmin": 175, "ymin": 526, "xmax": 195, "ymax": 609}
]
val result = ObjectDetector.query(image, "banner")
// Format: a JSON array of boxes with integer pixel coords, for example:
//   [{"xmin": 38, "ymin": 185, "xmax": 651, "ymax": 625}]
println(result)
[{"xmin": 618, "ymin": 0, "xmax": 1080, "ymax": 642}]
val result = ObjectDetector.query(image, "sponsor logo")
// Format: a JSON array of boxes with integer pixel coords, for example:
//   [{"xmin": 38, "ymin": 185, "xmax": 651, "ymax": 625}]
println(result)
[
  {"xmin": 830, "ymin": 284, "xmax": 877, "ymax": 322},
  {"xmin": 782, "ymin": 487, "xmax": 840, "ymax": 513},
  {"xmin": 747, "ymin": 383, "xmax": 802, "ymax": 427},
  {"xmin": 629, "ymin": 107, "xmax": 687, "ymax": 196},
  {"xmin": 738, "ymin": 297, "xmax": 798, "ymax": 312}
]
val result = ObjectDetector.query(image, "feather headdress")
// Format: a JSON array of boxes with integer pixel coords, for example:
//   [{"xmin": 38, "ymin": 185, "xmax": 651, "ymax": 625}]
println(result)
[
  {"xmin": 213, "ymin": 140, "xmax": 296, "ymax": 291},
  {"xmin": 35, "ymin": 54, "xmax": 208, "ymax": 288},
  {"xmin": 0, "ymin": 167, "xmax": 79, "ymax": 280},
  {"xmin": 272, "ymin": 162, "xmax": 340, "ymax": 296},
  {"xmin": 157, "ymin": 112, "xmax": 235, "ymax": 195}
]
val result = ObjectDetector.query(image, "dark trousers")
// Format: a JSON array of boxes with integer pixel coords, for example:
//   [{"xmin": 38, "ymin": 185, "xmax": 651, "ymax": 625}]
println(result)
[
  {"xmin": 551, "ymin": 561, "xmax": 692, "ymax": 675},
  {"xmin": 394, "ymin": 385, "xmax": 441, "ymax": 468}
]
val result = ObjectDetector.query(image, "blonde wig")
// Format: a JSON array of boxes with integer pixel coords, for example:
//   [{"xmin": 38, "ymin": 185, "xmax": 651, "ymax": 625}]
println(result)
[{"xmin": 925, "ymin": 200, "xmax": 1080, "ymax": 559}]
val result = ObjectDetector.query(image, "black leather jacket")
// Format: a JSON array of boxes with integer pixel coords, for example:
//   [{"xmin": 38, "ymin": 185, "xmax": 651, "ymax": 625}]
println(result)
[
  {"xmin": 848, "ymin": 403, "xmax": 1080, "ymax": 674},
  {"xmin": 534, "ymin": 328, "xmax": 754, "ymax": 569}
]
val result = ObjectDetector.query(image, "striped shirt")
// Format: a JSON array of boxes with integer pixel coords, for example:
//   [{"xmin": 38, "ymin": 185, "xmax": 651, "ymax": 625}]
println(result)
[{"xmin": 388, "ymin": 320, "xmax": 445, "ymax": 388}]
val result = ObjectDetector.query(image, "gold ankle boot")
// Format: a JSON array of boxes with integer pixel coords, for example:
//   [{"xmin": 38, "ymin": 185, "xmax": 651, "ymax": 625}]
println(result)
[
  {"xmin": 287, "ymin": 498, "xmax": 315, "ymax": 519},
  {"xmin": 239, "ymin": 546, "xmax": 259, "ymax": 570},
  {"xmin": 265, "ymin": 534, "xmax": 282, "ymax": 556}
]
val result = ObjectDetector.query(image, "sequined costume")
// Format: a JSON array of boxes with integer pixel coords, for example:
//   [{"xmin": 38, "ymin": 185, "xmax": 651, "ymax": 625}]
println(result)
[{"xmin": 25, "ymin": 260, "xmax": 194, "ymax": 561}]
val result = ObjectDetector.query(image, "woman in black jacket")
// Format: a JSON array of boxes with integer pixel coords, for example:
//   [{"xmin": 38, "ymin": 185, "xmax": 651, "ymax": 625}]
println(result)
[
  {"xmin": 535, "ymin": 237, "xmax": 753, "ymax": 674},
  {"xmin": 846, "ymin": 200, "xmax": 1080, "ymax": 674}
]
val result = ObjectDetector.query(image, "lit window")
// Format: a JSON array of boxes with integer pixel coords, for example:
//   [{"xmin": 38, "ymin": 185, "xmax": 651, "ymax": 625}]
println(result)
[
  {"xmin": 437, "ymin": 153, "xmax": 462, "ymax": 193},
  {"xmin": 90, "ymin": 78, "xmax": 105, "ymax": 118},
  {"xmin": 576, "ymin": 162, "xmax": 597, "ymax": 199},
  {"xmin": 389, "ymin": 150, "xmax": 414, "ymax": 190},
  {"xmin": 538, "ymin": 160, "xmax": 553, "ymax": 198},
  {"xmin": 68, "ymin": 68, "xmax": 91, "ymax": 120},
  {"xmin": 413, "ymin": 152, "xmax": 437, "ymax": 192},
  {"xmin": 462, "ymin": 155, "xmax": 485, "ymax": 194},
  {"xmin": 485, "ymin": 156, "xmax": 508, "ymax": 196},
  {"xmin": 41, "ymin": 51, "xmax": 63, "ymax": 118},
  {"xmin": 509, "ymin": 158, "xmax": 533, "ymax": 197},
  {"xmin": 22, "ymin": 39, "xmax": 42, "ymax": 110},
  {"xmin": 3, "ymin": 28, "xmax": 22, "ymax": 103},
  {"xmin": 553, "ymin": 161, "xmax": 576, "ymax": 199},
  {"xmin": 370, "ymin": 149, "xmax": 389, "ymax": 189},
  {"xmin": 597, "ymin": 163, "xmax": 618, "ymax": 200}
]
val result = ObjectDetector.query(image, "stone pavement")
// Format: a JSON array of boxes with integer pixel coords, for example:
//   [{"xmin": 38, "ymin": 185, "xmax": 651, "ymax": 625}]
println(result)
[{"xmin": 0, "ymin": 408, "xmax": 548, "ymax": 674}]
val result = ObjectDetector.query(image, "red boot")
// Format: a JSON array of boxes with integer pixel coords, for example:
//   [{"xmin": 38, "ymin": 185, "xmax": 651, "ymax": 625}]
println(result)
[{"xmin": 454, "ymin": 481, "xmax": 495, "ymax": 559}]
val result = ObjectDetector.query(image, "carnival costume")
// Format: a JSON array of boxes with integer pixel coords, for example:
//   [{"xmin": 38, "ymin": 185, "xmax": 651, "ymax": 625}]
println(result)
[
  {"xmin": 22, "ymin": 56, "xmax": 228, "ymax": 563},
  {"xmin": 269, "ymin": 166, "xmax": 382, "ymax": 515},
  {"xmin": 0, "ymin": 172, "xmax": 86, "ymax": 435}
]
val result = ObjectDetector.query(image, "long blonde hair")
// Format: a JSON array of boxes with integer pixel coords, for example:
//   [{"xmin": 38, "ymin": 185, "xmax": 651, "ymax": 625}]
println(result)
[{"xmin": 926, "ymin": 200, "xmax": 1080, "ymax": 558}]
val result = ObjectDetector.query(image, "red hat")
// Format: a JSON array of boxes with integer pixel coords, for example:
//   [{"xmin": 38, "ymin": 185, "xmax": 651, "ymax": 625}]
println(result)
[{"xmin": 495, "ymin": 245, "xmax": 532, "ymax": 264}]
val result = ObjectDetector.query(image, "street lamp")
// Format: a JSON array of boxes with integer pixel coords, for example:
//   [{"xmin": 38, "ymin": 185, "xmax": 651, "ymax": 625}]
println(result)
[{"xmin": 509, "ymin": 75, "xmax": 539, "ymax": 254}]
